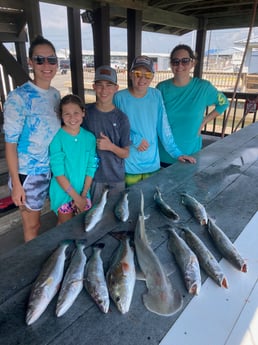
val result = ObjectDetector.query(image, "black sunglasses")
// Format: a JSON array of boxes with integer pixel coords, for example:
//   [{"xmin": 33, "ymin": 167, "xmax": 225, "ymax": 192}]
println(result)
[
  {"xmin": 171, "ymin": 57, "xmax": 192, "ymax": 66},
  {"xmin": 32, "ymin": 55, "xmax": 58, "ymax": 65}
]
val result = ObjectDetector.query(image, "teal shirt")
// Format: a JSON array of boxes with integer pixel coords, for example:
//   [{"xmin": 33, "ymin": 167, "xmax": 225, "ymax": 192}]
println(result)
[
  {"xmin": 49, "ymin": 127, "xmax": 97, "ymax": 214},
  {"xmin": 156, "ymin": 77, "xmax": 229, "ymax": 164}
]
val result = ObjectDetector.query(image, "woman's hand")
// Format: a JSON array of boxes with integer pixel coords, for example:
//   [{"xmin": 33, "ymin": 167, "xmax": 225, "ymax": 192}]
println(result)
[
  {"xmin": 12, "ymin": 184, "xmax": 26, "ymax": 207},
  {"xmin": 178, "ymin": 155, "xmax": 196, "ymax": 164}
]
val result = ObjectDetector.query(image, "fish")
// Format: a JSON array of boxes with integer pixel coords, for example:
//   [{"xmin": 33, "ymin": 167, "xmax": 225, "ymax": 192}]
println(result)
[
  {"xmin": 56, "ymin": 241, "xmax": 87, "ymax": 317},
  {"xmin": 106, "ymin": 233, "xmax": 136, "ymax": 314},
  {"xmin": 167, "ymin": 227, "xmax": 202, "ymax": 295},
  {"xmin": 180, "ymin": 226, "xmax": 228, "ymax": 288},
  {"xmin": 84, "ymin": 243, "xmax": 110, "ymax": 313},
  {"xmin": 153, "ymin": 186, "xmax": 180, "ymax": 221},
  {"xmin": 114, "ymin": 190, "xmax": 129, "ymax": 222},
  {"xmin": 84, "ymin": 189, "xmax": 109, "ymax": 232},
  {"xmin": 181, "ymin": 192, "xmax": 208, "ymax": 225},
  {"xmin": 207, "ymin": 218, "xmax": 247, "ymax": 272},
  {"xmin": 26, "ymin": 240, "xmax": 71, "ymax": 325},
  {"xmin": 134, "ymin": 191, "xmax": 183, "ymax": 316}
]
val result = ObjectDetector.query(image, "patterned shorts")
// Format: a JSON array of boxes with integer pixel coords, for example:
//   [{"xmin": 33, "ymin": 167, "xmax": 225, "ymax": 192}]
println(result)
[
  {"xmin": 8, "ymin": 173, "xmax": 51, "ymax": 211},
  {"xmin": 58, "ymin": 198, "xmax": 92, "ymax": 214}
]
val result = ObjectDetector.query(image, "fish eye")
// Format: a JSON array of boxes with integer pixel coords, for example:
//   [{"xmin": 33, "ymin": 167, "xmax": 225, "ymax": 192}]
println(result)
[{"xmin": 116, "ymin": 296, "xmax": 121, "ymax": 302}]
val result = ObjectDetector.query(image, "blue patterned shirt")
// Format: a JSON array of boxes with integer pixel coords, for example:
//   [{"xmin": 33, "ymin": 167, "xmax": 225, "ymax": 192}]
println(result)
[{"xmin": 3, "ymin": 81, "xmax": 61, "ymax": 174}]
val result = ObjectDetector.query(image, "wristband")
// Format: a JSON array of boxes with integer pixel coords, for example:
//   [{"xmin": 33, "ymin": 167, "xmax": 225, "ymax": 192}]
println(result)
[{"xmin": 65, "ymin": 184, "xmax": 72, "ymax": 193}]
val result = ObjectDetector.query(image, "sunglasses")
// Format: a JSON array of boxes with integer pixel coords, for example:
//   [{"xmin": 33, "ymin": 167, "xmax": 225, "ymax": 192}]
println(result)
[
  {"xmin": 171, "ymin": 57, "xmax": 192, "ymax": 66},
  {"xmin": 32, "ymin": 55, "xmax": 58, "ymax": 65},
  {"xmin": 131, "ymin": 70, "xmax": 153, "ymax": 79}
]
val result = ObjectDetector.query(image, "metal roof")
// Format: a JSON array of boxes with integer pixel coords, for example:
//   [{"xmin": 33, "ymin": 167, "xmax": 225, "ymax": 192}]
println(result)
[{"xmin": 0, "ymin": 0, "xmax": 257, "ymax": 42}]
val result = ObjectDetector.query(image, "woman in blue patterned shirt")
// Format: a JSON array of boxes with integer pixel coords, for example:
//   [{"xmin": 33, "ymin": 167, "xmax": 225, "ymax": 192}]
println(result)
[{"xmin": 3, "ymin": 36, "xmax": 61, "ymax": 242}]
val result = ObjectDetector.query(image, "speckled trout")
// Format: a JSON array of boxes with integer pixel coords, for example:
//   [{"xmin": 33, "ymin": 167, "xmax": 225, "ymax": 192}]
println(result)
[
  {"xmin": 134, "ymin": 192, "xmax": 183, "ymax": 316},
  {"xmin": 181, "ymin": 226, "xmax": 228, "ymax": 288},
  {"xmin": 154, "ymin": 186, "xmax": 180, "ymax": 221},
  {"xmin": 84, "ymin": 243, "xmax": 110, "ymax": 313},
  {"xmin": 84, "ymin": 189, "xmax": 108, "ymax": 232},
  {"xmin": 167, "ymin": 227, "xmax": 202, "ymax": 295},
  {"xmin": 181, "ymin": 192, "xmax": 208, "ymax": 225},
  {"xmin": 114, "ymin": 191, "xmax": 129, "ymax": 222},
  {"xmin": 26, "ymin": 240, "xmax": 71, "ymax": 325},
  {"xmin": 207, "ymin": 218, "xmax": 247, "ymax": 272},
  {"xmin": 106, "ymin": 233, "xmax": 136, "ymax": 314},
  {"xmin": 56, "ymin": 241, "xmax": 87, "ymax": 317}
]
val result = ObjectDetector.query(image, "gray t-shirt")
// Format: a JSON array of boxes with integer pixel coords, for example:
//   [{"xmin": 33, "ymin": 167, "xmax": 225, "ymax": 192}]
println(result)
[{"xmin": 83, "ymin": 103, "xmax": 130, "ymax": 183}]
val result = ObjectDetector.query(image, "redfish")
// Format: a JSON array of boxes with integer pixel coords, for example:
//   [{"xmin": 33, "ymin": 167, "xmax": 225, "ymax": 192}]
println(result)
[{"xmin": 106, "ymin": 233, "xmax": 136, "ymax": 314}]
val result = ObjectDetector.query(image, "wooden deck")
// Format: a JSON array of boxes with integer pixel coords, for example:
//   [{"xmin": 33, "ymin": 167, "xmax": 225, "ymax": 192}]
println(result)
[{"xmin": 0, "ymin": 122, "xmax": 258, "ymax": 345}]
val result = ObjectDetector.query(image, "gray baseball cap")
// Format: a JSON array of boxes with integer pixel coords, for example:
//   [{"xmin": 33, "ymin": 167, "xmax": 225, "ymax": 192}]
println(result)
[
  {"xmin": 130, "ymin": 55, "xmax": 155, "ymax": 73},
  {"xmin": 94, "ymin": 65, "xmax": 117, "ymax": 84}
]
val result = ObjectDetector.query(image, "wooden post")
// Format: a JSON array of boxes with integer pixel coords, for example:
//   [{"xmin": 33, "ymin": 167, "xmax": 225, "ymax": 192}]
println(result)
[
  {"xmin": 67, "ymin": 7, "xmax": 84, "ymax": 101},
  {"xmin": 127, "ymin": 9, "xmax": 142, "ymax": 87}
]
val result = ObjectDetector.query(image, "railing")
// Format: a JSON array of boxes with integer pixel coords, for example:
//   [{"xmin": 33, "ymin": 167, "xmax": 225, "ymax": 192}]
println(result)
[{"xmin": 1, "ymin": 66, "xmax": 258, "ymax": 138}]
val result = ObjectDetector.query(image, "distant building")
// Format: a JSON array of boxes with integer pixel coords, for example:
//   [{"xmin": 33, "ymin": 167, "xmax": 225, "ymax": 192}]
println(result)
[
  {"xmin": 235, "ymin": 37, "xmax": 258, "ymax": 73},
  {"xmin": 57, "ymin": 49, "xmax": 170, "ymax": 71}
]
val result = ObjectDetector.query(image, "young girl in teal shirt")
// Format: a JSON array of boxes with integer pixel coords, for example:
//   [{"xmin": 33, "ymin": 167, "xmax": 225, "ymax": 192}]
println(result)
[{"xmin": 49, "ymin": 94, "xmax": 97, "ymax": 225}]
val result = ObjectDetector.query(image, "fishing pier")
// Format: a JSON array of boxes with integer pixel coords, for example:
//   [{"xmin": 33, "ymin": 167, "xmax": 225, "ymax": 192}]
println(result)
[{"xmin": 0, "ymin": 122, "xmax": 258, "ymax": 345}]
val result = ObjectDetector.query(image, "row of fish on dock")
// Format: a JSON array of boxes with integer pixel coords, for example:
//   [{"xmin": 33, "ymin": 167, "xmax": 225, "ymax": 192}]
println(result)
[{"xmin": 25, "ymin": 188, "xmax": 247, "ymax": 325}]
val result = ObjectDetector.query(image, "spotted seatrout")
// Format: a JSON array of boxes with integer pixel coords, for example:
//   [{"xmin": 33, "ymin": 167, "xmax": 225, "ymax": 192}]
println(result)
[
  {"xmin": 154, "ymin": 186, "xmax": 180, "ymax": 221},
  {"xmin": 167, "ymin": 227, "xmax": 202, "ymax": 295},
  {"xmin": 56, "ymin": 241, "xmax": 87, "ymax": 317},
  {"xmin": 207, "ymin": 218, "xmax": 247, "ymax": 272},
  {"xmin": 181, "ymin": 226, "xmax": 228, "ymax": 288},
  {"xmin": 84, "ymin": 244, "xmax": 110, "ymax": 313},
  {"xmin": 134, "ymin": 191, "xmax": 183, "ymax": 316},
  {"xmin": 114, "ymin": 191, "xmax": 129, "ymax": 222},
  {"xmin": 181, "ymin": 192, "xmax": 208, "ymax": 225},
  {"xmin": 84, "ymin": 189, "xmax": 108, "ymax": 232},
  {"xmin": 106, "ymin": 233, "xmax": 136, "ymax": 314},
  {"xmin": 26, "ymin": 240, "xmax": 71, "ymax": 325}
]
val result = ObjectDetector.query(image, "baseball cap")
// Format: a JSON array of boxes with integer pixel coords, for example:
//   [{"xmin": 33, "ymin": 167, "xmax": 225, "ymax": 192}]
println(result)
[
  {"xmin": 94, "ymin": 65, "xmax": 117, "ymax": 84},
  {"xmin": 130, "ymin": 55, "xmax": 155, "ymax": 73}
]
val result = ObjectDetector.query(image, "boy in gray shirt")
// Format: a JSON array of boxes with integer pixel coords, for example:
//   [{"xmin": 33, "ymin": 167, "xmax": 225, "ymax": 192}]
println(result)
[{"xmin": 82, "ymin": 65, "xmax": 130, "ymax": 204}]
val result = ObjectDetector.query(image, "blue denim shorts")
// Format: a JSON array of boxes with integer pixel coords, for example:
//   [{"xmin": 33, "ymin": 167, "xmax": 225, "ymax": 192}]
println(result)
[{"xmin": 8, "ymin": 173, "xmax": 51, "ymax": 211}]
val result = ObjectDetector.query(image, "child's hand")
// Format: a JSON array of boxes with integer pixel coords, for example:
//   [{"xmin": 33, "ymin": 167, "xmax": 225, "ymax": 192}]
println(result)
[
  {"xmin": 137, "ymin": 139, "xmax": 149, "ymax": 152},
  {"xmin": 97, "ymin": 132, "xmax": 113, "ymax": 151},
  {"xmin": 73, "ymin": 196, "xmax": 87, "ymax": 214}
]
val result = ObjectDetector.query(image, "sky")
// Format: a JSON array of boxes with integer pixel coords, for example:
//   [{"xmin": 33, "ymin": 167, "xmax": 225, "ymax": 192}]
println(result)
[{"xmin": 28, "ymin": 3, "xmax": 258, "ymax": 55}]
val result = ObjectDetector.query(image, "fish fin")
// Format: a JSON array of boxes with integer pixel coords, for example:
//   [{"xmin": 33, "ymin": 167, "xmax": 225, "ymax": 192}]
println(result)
[{"xmin": 136, "ymin": 269, "xmax": 146, "ymax": 281}]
